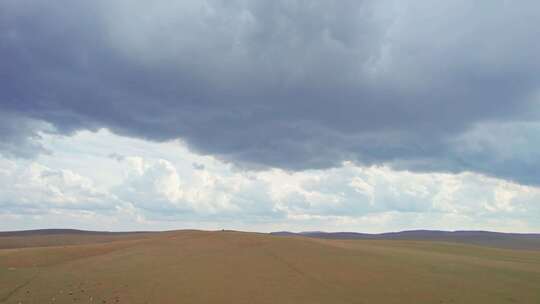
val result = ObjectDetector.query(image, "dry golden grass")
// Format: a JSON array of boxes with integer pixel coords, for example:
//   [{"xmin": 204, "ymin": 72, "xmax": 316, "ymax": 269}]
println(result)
[{"xmin": 1, "ymin": 230, "xmax": 539, "ymax": 303}]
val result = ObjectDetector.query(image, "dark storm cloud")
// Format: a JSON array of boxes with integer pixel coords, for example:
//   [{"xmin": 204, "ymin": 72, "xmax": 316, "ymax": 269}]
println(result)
[
  {"xmin": 1, "ymin": 1, "xmax": 540, "ymax": 184},
  {"xmin": 0, "ymin": 111, "xmax": 51, "ymax": 158}
]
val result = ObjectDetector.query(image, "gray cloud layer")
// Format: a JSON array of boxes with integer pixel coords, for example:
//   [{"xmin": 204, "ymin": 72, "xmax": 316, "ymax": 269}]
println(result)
[{"xmin": 1, "ymin": 1, "xmax": 540, "ymax": 184}]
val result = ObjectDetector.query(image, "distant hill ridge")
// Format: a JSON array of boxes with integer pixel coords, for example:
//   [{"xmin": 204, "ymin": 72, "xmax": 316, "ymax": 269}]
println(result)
[
  {"xmin": 2, "ymin": 229, "xmax": 540, "ymax": 250},
  {"xmin": 270, "ymin": 230, "xmax": 540, "ymax": 250},
  {"xmin": 271, "ymin": 230, "xmax": 540, "ymax": 237},
  {"xmin": 0, "ymin": 228, "xmax": 149, "ymax": 237}
]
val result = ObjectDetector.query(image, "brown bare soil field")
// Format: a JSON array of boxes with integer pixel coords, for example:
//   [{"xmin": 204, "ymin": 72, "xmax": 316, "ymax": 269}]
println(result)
[
  {"xmin": 0, "ymin": 230, "xmax": 156, "ymax": 250},
  {"xmin": 1, "ymin": 230, "xmax": 540, "ymax": 303}
]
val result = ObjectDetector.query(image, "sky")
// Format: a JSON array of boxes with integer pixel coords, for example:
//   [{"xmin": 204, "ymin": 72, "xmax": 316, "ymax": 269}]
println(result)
[{"xmin": 1, "ymin": 0, "xmax": 540, "ymax": 232}]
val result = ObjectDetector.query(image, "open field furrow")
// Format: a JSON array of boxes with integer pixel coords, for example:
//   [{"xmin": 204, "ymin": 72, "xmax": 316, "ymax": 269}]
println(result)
[
  {"xmin": 262, "ymin": 247, "xmax": 363, "ymax": 304},
  {"xmin": 0, "ymin": 272, "xmax": 38, "ymax": 303}
]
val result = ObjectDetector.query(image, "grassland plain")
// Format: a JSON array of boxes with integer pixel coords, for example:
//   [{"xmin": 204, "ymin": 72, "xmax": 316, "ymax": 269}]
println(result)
[{"xmin": 1, "ymin": 230, "xmax": 540, "ymax": 303}]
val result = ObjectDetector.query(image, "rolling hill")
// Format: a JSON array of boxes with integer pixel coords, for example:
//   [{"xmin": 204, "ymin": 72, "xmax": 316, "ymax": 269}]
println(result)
[
  {"xmin": 271, "ymin": 230, "xmax": 540, "ymax": 250},
  {"xmin": 1, "ymin": 229, "xmax": 540, "ymax": 303}
]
